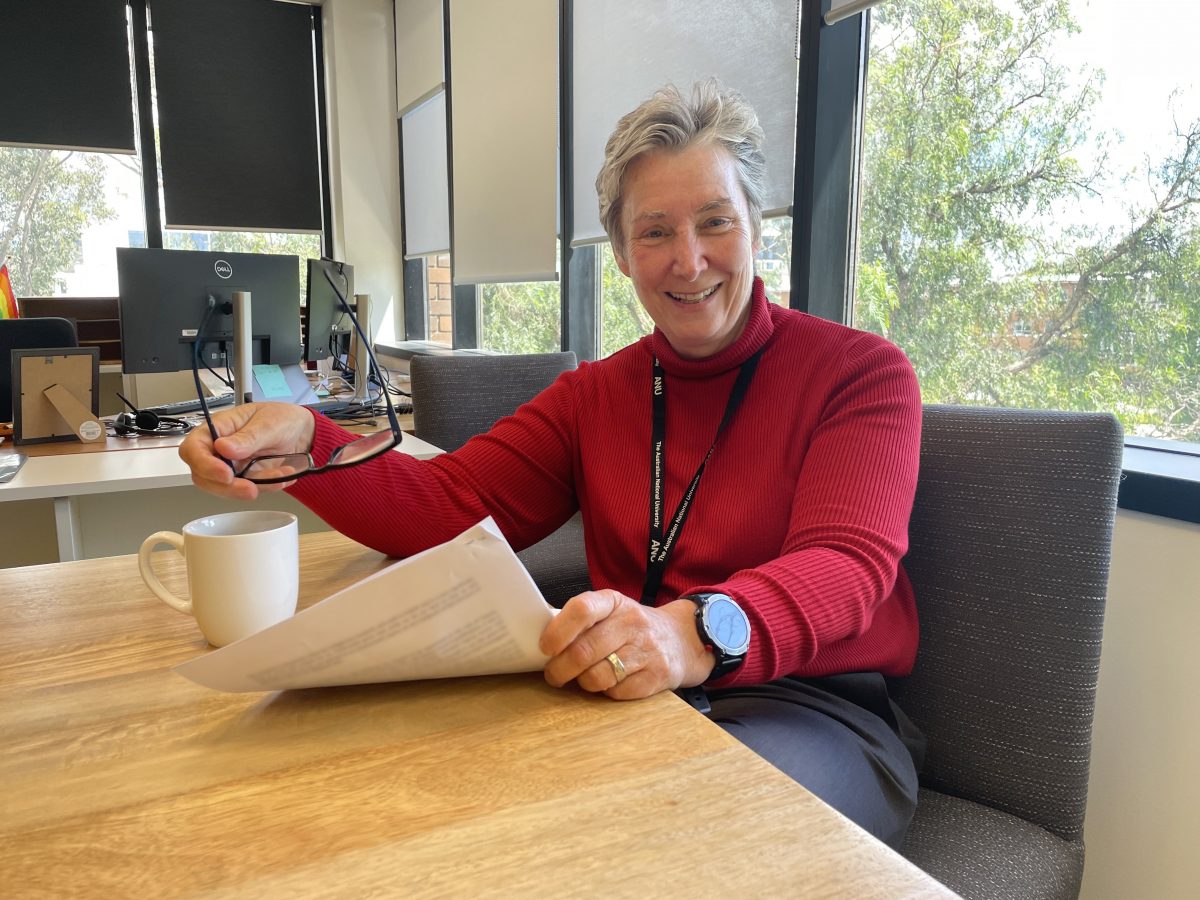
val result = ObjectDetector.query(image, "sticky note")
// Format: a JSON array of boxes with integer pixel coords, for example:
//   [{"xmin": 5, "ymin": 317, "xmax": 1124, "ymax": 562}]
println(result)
[{"xmin": 252, "ymin": 364, "xmax": 292, "ymax": 399}]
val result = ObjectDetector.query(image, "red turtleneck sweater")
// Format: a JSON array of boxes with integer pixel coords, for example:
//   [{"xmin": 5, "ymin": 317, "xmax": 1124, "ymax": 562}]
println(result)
[{"xmin": 288, "ymin": 279, "xmax": 922, "ymax": 684}]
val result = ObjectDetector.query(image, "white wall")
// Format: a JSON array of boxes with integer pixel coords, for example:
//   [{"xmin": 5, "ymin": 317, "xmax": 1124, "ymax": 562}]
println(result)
[
  {"xmin": 1080, "ymin": 509, "xmax": 1200, "ymax": 900},
  {"xmin": 0, "ymin": 489, "xmax": 331, "ymax": 569},
  {"xmin": 321, "ymin": 0, "xmax": 404, "ymax": 345}
]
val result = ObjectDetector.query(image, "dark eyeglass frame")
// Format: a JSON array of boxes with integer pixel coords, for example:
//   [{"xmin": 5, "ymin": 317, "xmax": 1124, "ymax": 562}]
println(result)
[{"xmin": 192, "ymin": 264, "xmax": 402, "ymax": 485}]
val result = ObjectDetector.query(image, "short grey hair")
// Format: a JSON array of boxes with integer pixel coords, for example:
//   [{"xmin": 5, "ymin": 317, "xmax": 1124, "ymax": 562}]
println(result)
[{"xmin": 596, "ymin": 79, "xmax": 768, "ymax": 255}]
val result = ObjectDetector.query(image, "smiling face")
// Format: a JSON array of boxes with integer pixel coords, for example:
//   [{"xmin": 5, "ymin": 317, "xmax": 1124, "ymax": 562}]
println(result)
[{"xmin": 614, "ymin": 142, "xmax": 758, "ymax": 360}]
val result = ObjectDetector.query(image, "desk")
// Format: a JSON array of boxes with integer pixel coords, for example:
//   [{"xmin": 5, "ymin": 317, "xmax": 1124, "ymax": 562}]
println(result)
[
  {"xmin": 1, "ymin": 533, "xmax": 954, "ymax": 898},
  {"xmin": 0, "ymin": 429, "xmax": 440, "ymax": 563}
]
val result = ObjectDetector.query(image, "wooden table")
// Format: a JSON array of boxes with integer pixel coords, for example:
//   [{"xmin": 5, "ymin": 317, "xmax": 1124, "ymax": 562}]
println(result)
[{"xmin": 0, "ymin": 533, "xmax": 955, "ymax": 898}]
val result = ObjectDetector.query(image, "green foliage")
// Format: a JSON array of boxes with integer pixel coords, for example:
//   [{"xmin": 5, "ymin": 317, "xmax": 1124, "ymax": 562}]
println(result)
[
  {"xmin": 600, "ymin": 244, "xmax": 653, "ymax": 357},
  {"xmin": 859, "ymin": 0, "xmax": 1200, "ymax": 439},
  {"xmin": 0, "ymin": 148, "xmax": 112, "ymax": 295},
  {"xmin": 480, "ymin": 280, "xmax": 561, "ymax": 353}
]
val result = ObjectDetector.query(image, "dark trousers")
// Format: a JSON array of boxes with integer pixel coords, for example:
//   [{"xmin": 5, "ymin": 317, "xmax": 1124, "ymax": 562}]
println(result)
[{"xmin": 701, "ymin": 673, "xmax": 925, "ymax": 850}]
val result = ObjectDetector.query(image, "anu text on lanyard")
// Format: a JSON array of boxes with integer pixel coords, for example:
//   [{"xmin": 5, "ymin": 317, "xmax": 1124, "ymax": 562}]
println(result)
[{"xmin": 640, "ymin": 346, "xmax": 765, "ymax": 606}]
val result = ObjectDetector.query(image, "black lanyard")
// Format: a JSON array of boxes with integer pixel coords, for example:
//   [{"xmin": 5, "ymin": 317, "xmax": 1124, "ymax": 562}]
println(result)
[{"xmin": 640, "ymin": 347, "xmax": 764, "ymax": 605}]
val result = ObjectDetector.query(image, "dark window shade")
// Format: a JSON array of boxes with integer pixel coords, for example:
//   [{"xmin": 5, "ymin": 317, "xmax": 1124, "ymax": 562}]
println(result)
[
  {"xmin": 0, "ymin": 0, "xmax": 136, "ymax": 152},
  {"xmin": 150, "ymin": 0, "xmax": 322, "ymax": 232}
]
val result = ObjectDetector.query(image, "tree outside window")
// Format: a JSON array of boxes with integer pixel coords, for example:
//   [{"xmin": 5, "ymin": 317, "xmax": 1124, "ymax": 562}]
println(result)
[
  {"xmin": 480, "ymin": 241, "xmax": 562, "ymax": 354},
  {"xmin": 481, "ymin": 278, "xmax": 561, "ymax": 354},
  {"xmin": 855, "ymin": 0, "xmax": 1200, "ymax": 441},
  {"xmin": 1, "ymin": 148, "xmax": 124, "ymax": 296}
]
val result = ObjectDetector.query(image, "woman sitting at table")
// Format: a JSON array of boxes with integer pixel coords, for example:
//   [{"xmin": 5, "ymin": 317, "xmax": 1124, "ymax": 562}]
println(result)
[{"xmin": 180, "ymin": 80, "xmax": 925, "ymax": 849}]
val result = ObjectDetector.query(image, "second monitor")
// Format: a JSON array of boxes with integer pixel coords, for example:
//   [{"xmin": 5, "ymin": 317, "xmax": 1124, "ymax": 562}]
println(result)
[{"xmin": 304, "ymin": 258, "xmax": 354, "ymax": 365}]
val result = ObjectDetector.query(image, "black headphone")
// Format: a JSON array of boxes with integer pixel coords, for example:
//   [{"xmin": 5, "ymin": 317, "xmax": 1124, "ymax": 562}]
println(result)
[{"xmin": 112, "ymin": 393, "xmax": 194, "ymax": 437}]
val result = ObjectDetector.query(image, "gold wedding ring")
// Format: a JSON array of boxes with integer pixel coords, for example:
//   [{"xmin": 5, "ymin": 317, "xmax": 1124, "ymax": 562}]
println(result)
[{"xmin": 606, "ymin": 651, "xmax": 627, "ymax": 684}]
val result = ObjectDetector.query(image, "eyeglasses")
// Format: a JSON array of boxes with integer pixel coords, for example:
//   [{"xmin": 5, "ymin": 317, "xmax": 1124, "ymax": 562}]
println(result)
[{"xmin": 192, "ymin": 265, "xmax": 403, "ymax": 485}]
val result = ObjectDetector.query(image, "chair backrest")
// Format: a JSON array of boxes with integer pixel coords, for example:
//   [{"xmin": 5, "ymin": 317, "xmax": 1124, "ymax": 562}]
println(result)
[
  {"xmin": 0, "ymin": 317, "xmax": 79, "ymax": 423},
  {"xmin": 890, "ymin": 405, "xmax": 1123, "ymax": 842},
  {"xmin": 410, "ymin": 351, "xmax": 578, "ymax": 451}
]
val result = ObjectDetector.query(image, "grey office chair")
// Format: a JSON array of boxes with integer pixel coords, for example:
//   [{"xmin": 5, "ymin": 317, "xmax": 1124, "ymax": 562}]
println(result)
[
  {"xmin": 409, "ymin": 351, "xmax": 591, "ymax": 606},
  {"xmin": 0, "ymin": 316, "xmax": 79, "ymax": 422},
  {"xmin": 893, "ymin": 405, "xmax": 1124, "ymax": 899}
]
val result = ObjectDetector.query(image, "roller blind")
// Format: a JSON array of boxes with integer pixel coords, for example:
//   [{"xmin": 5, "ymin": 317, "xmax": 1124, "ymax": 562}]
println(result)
[
  {"xmin": 0, "ymin": 0, "xmax": 136, "ymax": 152},
  {"xmin": 402, "ymin": 91, "xmax": 450, "ymax": 258},
  {"xmin": 826, "ymin": 1, "xmax": 883, "ymax": 27},
  {"xmin": 448, "ymin": 0, "xmax": 558, "ymax": 284},
  {"xmin": 150, "ymin": 0, "xmax": 323, "ymax": 232},
  {"xmin": 395, "ymin": 0, "xmax": 445, "ymax": 115},
  {"xmin": 571, "ymin": 0, "xmax": 799, "ymax": 247}
]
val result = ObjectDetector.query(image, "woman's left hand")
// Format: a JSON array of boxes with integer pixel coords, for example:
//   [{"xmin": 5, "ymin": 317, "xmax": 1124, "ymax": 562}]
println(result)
[{"xmin": 539, "ymin": 590, "xmax": 716, "ymax": 700}]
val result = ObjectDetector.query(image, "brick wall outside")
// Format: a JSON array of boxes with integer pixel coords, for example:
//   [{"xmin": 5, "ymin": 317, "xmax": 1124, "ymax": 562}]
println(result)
[{"xmin": 427, "ymin": 254, "xmax": 452, "ymax": 346}]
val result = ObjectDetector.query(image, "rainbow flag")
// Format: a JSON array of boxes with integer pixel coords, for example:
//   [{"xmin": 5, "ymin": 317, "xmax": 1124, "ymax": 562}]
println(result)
[{"xmin": 0, "ymin": 264, "xmax": 18, "ymax": 319}]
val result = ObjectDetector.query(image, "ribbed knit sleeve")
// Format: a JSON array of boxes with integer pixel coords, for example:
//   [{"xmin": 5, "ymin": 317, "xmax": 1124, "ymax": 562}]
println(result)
[
  {"xmin": 285, "ymin": 377, "xmax": 583, "ymax": 559},
  {"xmin": 697, "ymin": 331, "xmax": 922, "ymax": 685}
]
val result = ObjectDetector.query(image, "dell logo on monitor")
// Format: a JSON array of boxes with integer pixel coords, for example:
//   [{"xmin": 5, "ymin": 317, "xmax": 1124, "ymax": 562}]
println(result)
[{"xmin": 214, "ymin": 260, "xmax": 233, "ymax": 279}]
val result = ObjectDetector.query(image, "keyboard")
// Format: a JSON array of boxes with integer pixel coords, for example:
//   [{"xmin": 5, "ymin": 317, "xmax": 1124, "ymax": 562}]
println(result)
[
  {"xmin": 142, "ymin": 393, "xmax": 410, "ymax": 417},
  {"xmin": 143, "ymin": 393, "xmax": 235, "ymax": 417}
]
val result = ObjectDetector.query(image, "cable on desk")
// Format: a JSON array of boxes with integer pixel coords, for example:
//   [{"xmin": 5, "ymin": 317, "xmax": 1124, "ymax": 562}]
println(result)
[{"xmin": 332, "ymin": 354, "xmax": 411, "ymax": 400}]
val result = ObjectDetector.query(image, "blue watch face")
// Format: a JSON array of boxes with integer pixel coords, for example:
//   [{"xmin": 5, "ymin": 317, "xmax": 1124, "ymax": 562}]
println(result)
[{"xmin": 705, "ymin": 596, "xmax": 750, "ymax": 655}]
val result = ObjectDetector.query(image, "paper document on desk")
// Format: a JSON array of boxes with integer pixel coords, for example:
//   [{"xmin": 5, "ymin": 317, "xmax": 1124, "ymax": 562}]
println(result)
[{"xmin": 175, "ymin": 518, "xmax": 555, "ymax": 693}]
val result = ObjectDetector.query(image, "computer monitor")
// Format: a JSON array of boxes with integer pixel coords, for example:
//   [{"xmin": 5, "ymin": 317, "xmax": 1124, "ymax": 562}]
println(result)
[
  {"xmin": 117, "ymin": 247, "xmax": 303, "ymax": 376},
  {"xmin": 303, "ymin": 258, "xmax": 354, "ymax": 363}
]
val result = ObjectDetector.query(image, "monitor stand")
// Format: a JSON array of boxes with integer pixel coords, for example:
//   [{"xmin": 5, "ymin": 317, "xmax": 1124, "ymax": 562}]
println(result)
[
  {"xmin": 232, "ymin": 290, "xmax": 254, "ymax": 405},
  {"xmin": 227, "ymin": 290, "xmax": 342, "ymax": 411},
  {"xmin": 351, "ymin": 292, "xmax": 372, "ymax": 406}
]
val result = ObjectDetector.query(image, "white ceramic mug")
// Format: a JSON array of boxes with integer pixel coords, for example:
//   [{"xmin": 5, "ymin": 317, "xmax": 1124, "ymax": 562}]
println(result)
[{"xmin": 138, "ymin": 510, "xmax": 299, "ymax": 647}]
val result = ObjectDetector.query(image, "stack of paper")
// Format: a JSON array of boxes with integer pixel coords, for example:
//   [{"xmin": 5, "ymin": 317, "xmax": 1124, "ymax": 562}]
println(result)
[{"xmin": 176, "ymin": 518, "xmax": 555, "ymax": 693}]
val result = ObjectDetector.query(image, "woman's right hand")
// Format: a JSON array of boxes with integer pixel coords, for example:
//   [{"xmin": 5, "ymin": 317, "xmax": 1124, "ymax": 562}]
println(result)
[{"xmin": 179, "ymin": 402, "xmax": 315, "ymax": 501}]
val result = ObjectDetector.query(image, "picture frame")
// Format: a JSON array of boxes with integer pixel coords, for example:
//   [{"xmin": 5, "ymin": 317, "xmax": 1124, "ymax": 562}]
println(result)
[{"xmin": 12, "ymin": 347, "xmax": 102, "ymax": 446}]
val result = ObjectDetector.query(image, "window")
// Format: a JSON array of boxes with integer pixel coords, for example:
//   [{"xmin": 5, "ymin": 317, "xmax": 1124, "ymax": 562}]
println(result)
[
  {"xmin": 0, "ymin": 147, "xmax": 145, "ymax": 297},
  {"xmin": 1, "ymin": 1, "xmax": 327, "ymax": 313},
  {"xmin": 421, "ymin": 254, "xmax": 565, "ymax": 352},
  {"xmin": 481, "ymin": 280, "xmax": 562, "ymax": 354},
  {"xmin": 480, "ymin": 241, "xmax": 562, "ymax": 354},
  {"xmin": 599, "ymin": 243, "xmax": 652, "ymax": 358},
  {"xmin": 853, "ymin": 0, "xmax": 1200, "ymax": 441},
  {"xmin": 758, "ymin": 216, "xmax": 793, "ymax": 307}
]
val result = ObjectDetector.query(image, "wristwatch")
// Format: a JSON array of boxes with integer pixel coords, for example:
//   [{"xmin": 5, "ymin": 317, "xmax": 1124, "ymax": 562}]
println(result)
[{"xmin": 684, "ymin": 592, "xmax": 751, "ymax": 681}]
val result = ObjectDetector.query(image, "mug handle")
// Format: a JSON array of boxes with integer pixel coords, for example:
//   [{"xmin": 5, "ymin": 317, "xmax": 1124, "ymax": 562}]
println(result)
[{"xmin": 138, "ymin": 531, "xmax": 192, "ymax": 616}]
